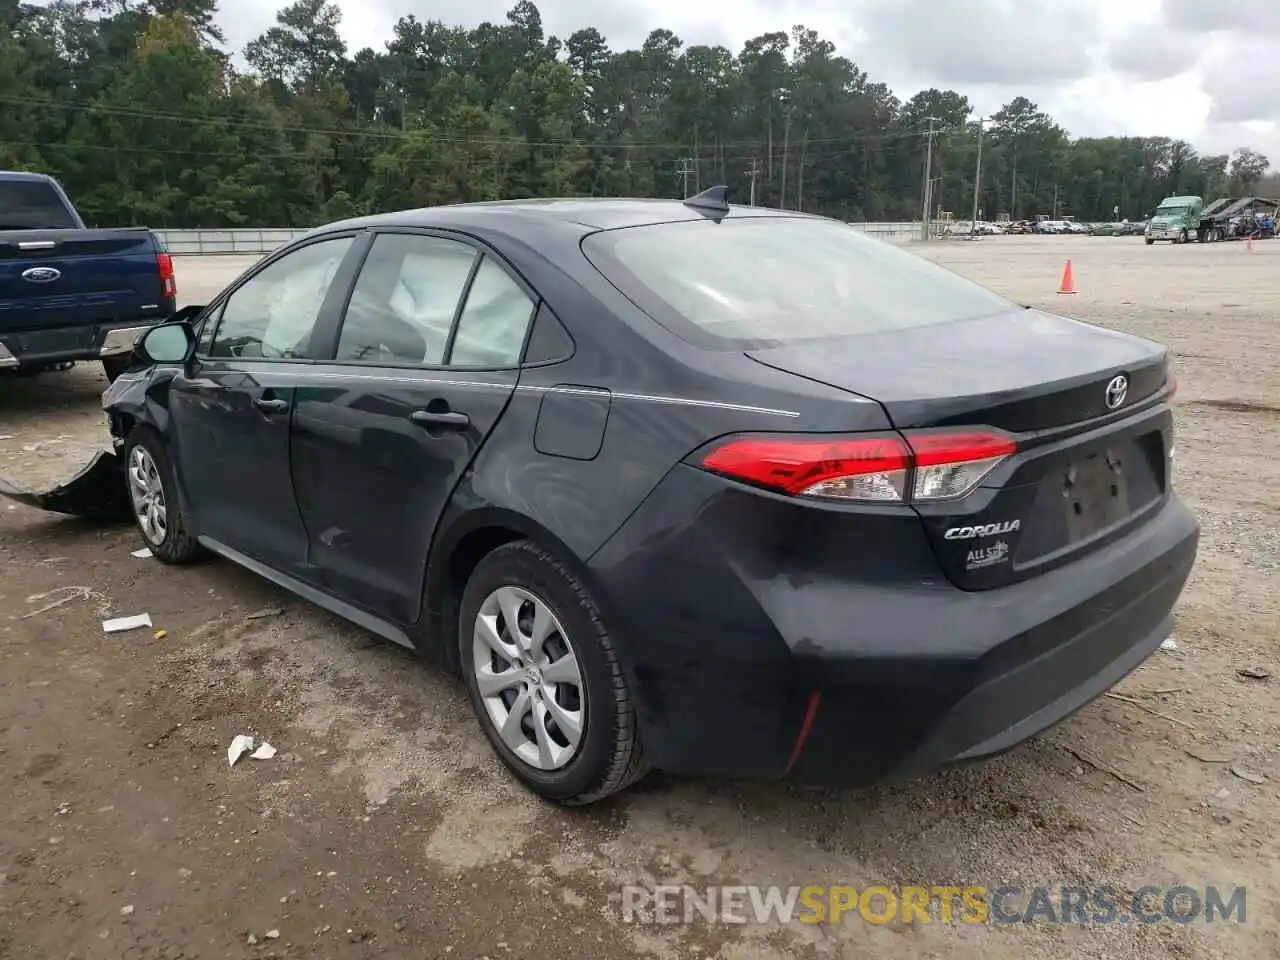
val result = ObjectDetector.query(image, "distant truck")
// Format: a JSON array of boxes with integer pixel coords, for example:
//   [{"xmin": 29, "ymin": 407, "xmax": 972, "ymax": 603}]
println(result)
[
  {"xmin": 1144, "ymin": 195, "xmax": 1203, "ymax": 244},
  {"xmin": 0, "ymin": 171, "xmax": 176, "ymax": 381},
  {"xmin": 1195, "ymin": 196, "xmax": 1279, "ymax": 242}
]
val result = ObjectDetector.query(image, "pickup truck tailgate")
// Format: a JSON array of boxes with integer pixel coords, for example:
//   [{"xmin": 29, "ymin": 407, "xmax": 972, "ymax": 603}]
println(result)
[{"xmin": 0, "ymin": 228, "xmax": 167, "ymax": 334}]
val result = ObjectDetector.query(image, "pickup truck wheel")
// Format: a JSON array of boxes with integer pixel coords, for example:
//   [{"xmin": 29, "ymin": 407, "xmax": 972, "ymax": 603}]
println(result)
[
  {"xmin": 102, "ymin": 355, "xmax": 131, "ymax": 383},
  {"xmin": 124, "ymin": 427, "xmax": 205, "ymax": 565}
]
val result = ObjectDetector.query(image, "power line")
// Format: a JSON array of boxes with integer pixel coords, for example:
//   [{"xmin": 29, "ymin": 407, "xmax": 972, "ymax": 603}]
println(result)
[{"xmin": 0, "ymin": 94, "xmax": 972, "ymax": 153}]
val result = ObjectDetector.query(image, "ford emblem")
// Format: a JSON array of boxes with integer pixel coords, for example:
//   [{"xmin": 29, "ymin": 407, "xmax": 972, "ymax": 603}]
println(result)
[{"xmin": 21, "ymin": 266, "xmax": 61, "ymax": 283}]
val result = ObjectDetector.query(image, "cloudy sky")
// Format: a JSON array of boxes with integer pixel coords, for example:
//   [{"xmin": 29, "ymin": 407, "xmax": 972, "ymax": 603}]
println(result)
[{"xmin": 216, "ymin": 0, "xmax": 1278, "ymax": 165}]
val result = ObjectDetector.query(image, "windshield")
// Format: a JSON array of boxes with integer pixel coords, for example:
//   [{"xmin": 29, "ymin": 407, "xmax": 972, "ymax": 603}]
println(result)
[
  {"xmin": 0, "ymin": 179, "xmax": 79, "ymax": 230},
  {"xmin": 1155, "ymin": 206, "xmax": 1188, "ymax": 217},
  {"xmin": 582, "ymin": 216, "xmax": 1015, "ymax": 348}
]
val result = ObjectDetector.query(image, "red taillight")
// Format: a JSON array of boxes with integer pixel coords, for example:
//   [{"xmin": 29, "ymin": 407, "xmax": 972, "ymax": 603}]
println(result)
[
  {"xmin": 157, "ymin": 252, "xmax": 176, "ymax": 299},
  {"xmin": 700, "ymin": 435, "xmax": 911, "ymax": 501},
  {"xmin": 698, "ymin": 428, "xmax": 1016, "ymax": 504}
]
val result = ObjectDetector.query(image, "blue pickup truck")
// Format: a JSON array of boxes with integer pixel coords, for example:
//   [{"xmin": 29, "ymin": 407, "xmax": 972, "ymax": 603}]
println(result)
[{"xmin": 1, "ymin": 171, "xmax": 176, "ymax": 381}]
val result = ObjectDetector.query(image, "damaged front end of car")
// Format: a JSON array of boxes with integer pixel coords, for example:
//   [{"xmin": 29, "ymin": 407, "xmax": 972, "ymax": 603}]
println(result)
[{"xmin": 0, "ymin": 309, "xmax": 201, "ymax": 522}]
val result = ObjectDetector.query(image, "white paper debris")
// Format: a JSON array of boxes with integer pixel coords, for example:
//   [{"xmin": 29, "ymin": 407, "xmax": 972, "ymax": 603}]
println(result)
[
  {"xmin": 250, "ymin": 742, "xmax": 277, "ymax": 761},
  {"xmin": 102, "ymin": 613, "xmax": 153, "ymax": 633},
  {"xmin": 131, "ymin": 547, "xmax": 154, "ymax": 559},
  {"xmin": 227, "ymin": 734, "xmax": 255, "ymax": 767},
  {"xmin": 1160, "ymin": 637, "xmax": 1179, "ymax": 652}
]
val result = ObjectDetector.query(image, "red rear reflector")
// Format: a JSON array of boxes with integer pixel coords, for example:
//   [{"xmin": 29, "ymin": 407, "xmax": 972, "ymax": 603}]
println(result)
[
  {"xmin": 157, "ymin": 252, "xmax": 176, "ymax": 299},
  {"xmin": 698, "ymin": 428, "xmax": 1016, "ymax": 503}
]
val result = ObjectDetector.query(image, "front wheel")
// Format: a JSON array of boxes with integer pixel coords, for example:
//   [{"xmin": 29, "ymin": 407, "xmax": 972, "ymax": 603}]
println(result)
[
  {"xmin": 1177, "ymin": 229, "xmax": 1188, "ymax": 244},
  {"xmin": 458, "ymin": 540, "xmax": 648, "ymax": 805},
  {"xmin": 124, "ymin": 427, "xmax": 205, "ymax": 564}
]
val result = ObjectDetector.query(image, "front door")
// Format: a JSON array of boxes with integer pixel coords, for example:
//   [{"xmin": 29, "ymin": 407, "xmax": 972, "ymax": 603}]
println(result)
[
  {"xmin": 168, "ymin": 234, "xmax": 360, "ymax": 575},
  {"xmin": 289, "ymin": 231, "xmax": 539, "ymax": 624}
]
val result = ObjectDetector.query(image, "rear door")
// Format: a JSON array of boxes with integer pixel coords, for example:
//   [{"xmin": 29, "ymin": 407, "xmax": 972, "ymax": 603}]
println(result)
[
  {"xmin": 168, "ymin": 233, "xmax": 362, "ymax": 576},
  {"xmin": 290, "ymin": 230, "xmax": 537, "ymax": 624}
]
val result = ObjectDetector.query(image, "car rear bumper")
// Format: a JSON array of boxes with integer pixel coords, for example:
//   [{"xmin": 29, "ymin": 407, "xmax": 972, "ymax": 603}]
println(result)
[
  {"xmin": 0, "ymin": 314, "xmax": 170, "ymax": 368},
  {"xmin": 587, "ymin": 465, "xmax": 1199, "ymax": 786}
]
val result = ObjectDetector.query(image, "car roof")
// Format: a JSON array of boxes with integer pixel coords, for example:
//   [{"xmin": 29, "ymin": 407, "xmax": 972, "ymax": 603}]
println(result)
[
  {"xmin": 0, "ymin": 170, "xmax": 57, "ymax": 184},
  {"xmin": 320, "ymin": 197, "xmax": 813, "ymax": 234}
]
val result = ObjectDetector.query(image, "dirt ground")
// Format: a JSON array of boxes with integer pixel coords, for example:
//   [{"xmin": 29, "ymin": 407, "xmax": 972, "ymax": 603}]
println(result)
[{"xmin": 1, "ymin": 236, "xmax": 1277, "ymax": 960}]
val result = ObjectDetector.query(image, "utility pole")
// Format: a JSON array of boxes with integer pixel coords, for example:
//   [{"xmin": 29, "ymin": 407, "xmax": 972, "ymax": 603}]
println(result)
[
  {"xmin": 970, "ymin": 117, "xmax": 986, "ymax": 238},
  {"xmin": 1053, "ymin": 183, "xmax": 1059, "ymax": 219},
  {"xmin": 920, "ymin": 116, "xmax": 939, "ymax": 241},
  {"xmin": 677, "ymin": 158, "xmax": 694, "ymax": 198},
  {"xmin": 745, "ymin": 159, "xmax": 761, "ymax": 206}
]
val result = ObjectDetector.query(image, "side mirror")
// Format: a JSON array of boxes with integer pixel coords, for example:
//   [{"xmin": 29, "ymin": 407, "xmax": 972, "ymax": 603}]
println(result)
[
  {"xmin": 166, "ymin": 304, "xmax": 206, "ymax": 326},
  {"xmin": 137, "ymin": 322, "xmax": 196, "ymax": 365}
]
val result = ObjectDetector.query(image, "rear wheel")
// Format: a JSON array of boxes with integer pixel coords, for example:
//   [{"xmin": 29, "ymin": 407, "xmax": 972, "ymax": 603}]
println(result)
[
  {"xmin": 458, "ymin": 540, "xmax": 647, "ymax": 805},
  {"xmin": 124, "ymin": 427, "xmax": 205, "ymax": 564}
]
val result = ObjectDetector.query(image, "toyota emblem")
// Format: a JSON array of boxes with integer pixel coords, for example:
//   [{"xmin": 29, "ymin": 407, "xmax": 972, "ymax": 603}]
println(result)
[{"xmin": 1104, "ymin": 374, "xmax": 1128, "ymax": 410}]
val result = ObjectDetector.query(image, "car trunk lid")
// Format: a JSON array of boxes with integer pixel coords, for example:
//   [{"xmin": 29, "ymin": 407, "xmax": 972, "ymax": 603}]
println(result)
[{"xmin": 747, "ymin": 309, "xmax": 1175, "ymax": 590}]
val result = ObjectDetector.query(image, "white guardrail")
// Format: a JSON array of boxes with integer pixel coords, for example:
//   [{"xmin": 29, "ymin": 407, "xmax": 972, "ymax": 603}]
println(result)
[{"xmin": 156, "ymin": 221, "xmax": 924, "ymax": 255}]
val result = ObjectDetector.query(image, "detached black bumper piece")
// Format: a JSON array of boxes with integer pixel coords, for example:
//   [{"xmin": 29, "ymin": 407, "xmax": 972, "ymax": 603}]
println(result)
[{"xmin": 0, "ymin": 450, "xmax": 132, "ymax": 520}]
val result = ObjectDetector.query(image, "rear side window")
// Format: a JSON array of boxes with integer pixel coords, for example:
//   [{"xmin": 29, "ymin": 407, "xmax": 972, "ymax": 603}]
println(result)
[
  {"xmin": 337, "ymin": 234, "xmax": 478, "ymax": 365},
  {"xmin": 0, "ymin": 178, "xmax": 79, "ymax": 230},
  {"xmin": 449, "ymin": 255, "xmax": 536, "ymax": 367},
  {"xmin": 582, "ymin": 217, "xmax": 1015, "ymax": 348}
]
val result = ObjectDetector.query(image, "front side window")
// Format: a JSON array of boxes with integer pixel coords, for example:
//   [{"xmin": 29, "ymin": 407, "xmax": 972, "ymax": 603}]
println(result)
[
  {"xmin": 208, "ymin": 236, "xmax": 354, "ymax": 359},
  {"xmin": 582, "ymin": 216, "xmax": 1016, "ymax": 348}
]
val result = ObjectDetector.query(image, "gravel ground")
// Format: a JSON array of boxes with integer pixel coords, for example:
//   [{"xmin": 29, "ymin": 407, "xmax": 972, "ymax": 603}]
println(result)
[{"xmin": 1, "ymin": 236, "xmax": 1277, "ymax": 960}]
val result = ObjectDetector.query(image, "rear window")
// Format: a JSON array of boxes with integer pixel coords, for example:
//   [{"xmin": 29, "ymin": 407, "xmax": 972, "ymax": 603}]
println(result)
[
  {"xmin": 0, "ymin": 178, "xmax": 79, "ymax": 230},
  {"xmin": 582, "ymin": 216, "xmax": 1015, "ymax": 348}
]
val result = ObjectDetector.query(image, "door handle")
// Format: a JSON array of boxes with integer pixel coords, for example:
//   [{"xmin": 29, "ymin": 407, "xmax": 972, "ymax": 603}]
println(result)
[
  {"xmin": 410, "ymin": 409, "xmax": 469, "ymax": 429},
  {"xmin": 253, "ymin": 397, "xmax": 289, "ymax": 414}
]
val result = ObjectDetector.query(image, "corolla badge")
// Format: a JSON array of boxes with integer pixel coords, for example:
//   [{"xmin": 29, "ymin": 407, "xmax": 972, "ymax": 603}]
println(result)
[
  {"xmin": 1104, "ymin": 374, "xmax": 1128, "ymax": 410},
  {"xmin": 21, "ymin": 266, "xmax": 61, "ymax": 283}
]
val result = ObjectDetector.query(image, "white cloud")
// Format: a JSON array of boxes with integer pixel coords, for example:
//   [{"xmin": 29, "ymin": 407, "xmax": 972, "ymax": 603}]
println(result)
[{"xmin": 215, "ymin": 0, "xmax": 1278, "ymax": 168}]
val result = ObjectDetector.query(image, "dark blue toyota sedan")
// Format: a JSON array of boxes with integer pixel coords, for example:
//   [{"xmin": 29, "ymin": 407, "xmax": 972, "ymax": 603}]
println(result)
[{"xmin": 101, "ymin": 189, "xmax": 1198, "ymax": 804}]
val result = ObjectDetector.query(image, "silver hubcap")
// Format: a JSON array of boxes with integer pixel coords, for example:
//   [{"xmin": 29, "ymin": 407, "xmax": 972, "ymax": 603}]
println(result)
[
  {"xmin": 127, "ymin": 446, "xmax": 167, "ymax": 545},
  {"xmin": 472, "ymin": 586, "xmax": 584, "ymax": 771}
]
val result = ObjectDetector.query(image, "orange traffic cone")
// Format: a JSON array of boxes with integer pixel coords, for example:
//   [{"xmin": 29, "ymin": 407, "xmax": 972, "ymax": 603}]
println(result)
[{"xmin": 1058, "ymin": 259, "xmax": 1076, "ymax": 294}]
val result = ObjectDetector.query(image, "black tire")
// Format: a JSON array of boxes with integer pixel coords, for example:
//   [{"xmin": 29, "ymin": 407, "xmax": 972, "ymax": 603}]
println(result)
[
  {"xmin": 1145, "ymin": 237, "xmax": 1155, "ymax": 245},
  {"xmin": 1177, "ymin": 229, "xmax": 1188, "ymax": 244},
  {"xmin": 458, "ymin": 540, "xmax": 648, "ymax": 805},
  {"xmin": 102, "ymin": 355, "xmax": 131, "ymax": 383},
  {"xmin": 123, "ymin": 426, "xmax": 206, "ymax": 564}
]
